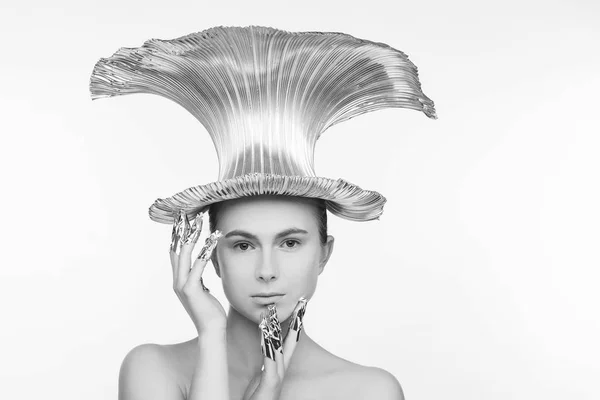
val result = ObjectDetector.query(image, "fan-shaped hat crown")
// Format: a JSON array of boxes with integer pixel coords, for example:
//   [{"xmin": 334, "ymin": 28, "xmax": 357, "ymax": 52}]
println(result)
[{"xmin": 90, "ymin": 25, "xmax": 436, "ymax": 223}]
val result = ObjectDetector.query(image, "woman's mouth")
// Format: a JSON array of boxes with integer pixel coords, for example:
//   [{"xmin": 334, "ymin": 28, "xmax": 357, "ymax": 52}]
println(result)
[{"xmin": 251, "ymin": 294, "xmax": 285, "ymax": 305}]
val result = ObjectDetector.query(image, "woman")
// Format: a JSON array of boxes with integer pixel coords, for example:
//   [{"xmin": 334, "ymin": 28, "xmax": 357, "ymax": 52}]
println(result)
[{"xmin": 90, "ymin": 25, "xmax": 436, "ymax": 399}]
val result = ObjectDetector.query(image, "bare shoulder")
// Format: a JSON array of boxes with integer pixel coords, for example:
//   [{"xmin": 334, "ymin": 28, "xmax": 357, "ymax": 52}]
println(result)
[
  {"xmin": 291, "ymin": 341, "xmax": 405, "ymax": 400},
  {"xmin": 327, "ymin": 359, "xmax": 405, "ymax": 400},
  {"xmin": 118, "ymin": 343, "xmax": 186, "ymax": 400},
  {"xmin": 349, "ymin": 365, "xmax": 405, "ymax": 400}
]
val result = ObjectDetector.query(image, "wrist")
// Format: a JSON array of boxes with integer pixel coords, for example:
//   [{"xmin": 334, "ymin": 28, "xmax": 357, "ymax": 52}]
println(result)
[{"xmin": 198, "ymin": 327, "xmax": 227, "ymax": 341}]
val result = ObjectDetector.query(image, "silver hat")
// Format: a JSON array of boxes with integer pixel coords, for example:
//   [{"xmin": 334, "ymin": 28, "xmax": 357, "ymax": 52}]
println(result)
[{"xmin": 89, "ymin": 25, "xmax": 436, "ymax": 224}]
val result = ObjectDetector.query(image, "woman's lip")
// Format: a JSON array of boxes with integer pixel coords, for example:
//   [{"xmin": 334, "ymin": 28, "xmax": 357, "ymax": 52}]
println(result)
[{"xmin": 251, "ymin": 294, "xmax": 284, "ymax": 304}]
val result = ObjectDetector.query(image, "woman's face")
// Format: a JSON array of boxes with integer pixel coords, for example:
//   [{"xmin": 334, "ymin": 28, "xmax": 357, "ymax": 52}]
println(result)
[{"xmin": 211, "ymin": 196, "xmax": 334, "ymax": 323}]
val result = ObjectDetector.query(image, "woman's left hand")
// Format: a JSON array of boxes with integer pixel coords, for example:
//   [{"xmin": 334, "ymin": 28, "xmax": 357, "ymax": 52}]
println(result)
[{"xmin": 242, "ymin": 298, "xmax": 308, "ymax": 400}]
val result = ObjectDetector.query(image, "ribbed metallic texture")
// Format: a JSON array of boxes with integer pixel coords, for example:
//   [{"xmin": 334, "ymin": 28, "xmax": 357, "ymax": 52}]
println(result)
[{"xmin": 89, "ymin": 25, "xmax": 436, "ymax": 223}]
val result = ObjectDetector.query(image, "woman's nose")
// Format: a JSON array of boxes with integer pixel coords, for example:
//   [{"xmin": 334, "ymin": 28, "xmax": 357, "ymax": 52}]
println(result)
[{"xmin": 255, "ymin": 252, "xmax": 279, "ymax": 282}]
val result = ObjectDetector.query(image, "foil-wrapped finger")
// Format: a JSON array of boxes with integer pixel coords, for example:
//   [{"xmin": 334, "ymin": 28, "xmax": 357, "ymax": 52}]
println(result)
[
  {"xmin": 259, "ymin": 312, "xmax": 276, "ymax": 361},
  {"xmin": 288, "ymin": 297, "xmax": 308, "ymax": 342},
  {"xmin": 267, "ymin": 304, "xmax": 283, "ymax": 353},
  {"xmin": 197, "ymin": 230, "xmax": 223, "ymax": 261},
  {"xmin": 183, "ymin": 212, "xmax": 204, "ymax": 245},
  {"xmin": 169, "ymin": 210, "xmax": 184, "ymax": 253}
]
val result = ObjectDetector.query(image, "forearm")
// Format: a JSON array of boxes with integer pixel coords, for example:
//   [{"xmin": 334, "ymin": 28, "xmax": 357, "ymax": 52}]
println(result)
[{"xmin": 188, "ymin": 330, "xmax": 230, "ymax": 400}]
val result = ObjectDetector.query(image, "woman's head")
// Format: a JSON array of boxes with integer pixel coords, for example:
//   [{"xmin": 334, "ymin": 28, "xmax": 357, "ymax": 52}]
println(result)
[{"xmin": 208, "ymin": 195, "xmax": 335, "ymax": 323}]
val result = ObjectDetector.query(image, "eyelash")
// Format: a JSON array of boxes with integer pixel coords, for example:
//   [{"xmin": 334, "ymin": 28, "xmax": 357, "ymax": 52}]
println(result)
[{"xmin": 233, "ymin": 239, "xmax": 301, "ymax": 251}]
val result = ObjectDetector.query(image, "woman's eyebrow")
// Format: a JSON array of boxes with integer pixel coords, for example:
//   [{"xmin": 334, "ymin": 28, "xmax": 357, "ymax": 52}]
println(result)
[
  {"xmin": 224, "ymin": 228, "xmax": 309, "ymax": 241},
  {"xmin": 273, "ymin": 228, "xmax": 309, "ymax": 240}
]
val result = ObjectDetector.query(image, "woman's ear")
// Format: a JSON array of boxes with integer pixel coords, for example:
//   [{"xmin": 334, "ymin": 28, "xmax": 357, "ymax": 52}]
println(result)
[
  {"xmin": 318, "ymin": 235, "xmax": 335, "ymax": 275},
  {"xmin": 211, "ymin": 251, "xmax": 221, "ymax": 278}
]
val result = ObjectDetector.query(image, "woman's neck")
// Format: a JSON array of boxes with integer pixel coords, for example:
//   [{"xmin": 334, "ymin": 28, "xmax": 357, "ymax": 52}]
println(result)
[{"xmin": 225, "ymin": 305, "xmax": 313, "ymax": 380}]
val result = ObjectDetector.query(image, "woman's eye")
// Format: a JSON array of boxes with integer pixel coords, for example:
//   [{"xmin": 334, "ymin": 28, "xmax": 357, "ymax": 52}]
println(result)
[
  {"xmin": 283, "ymin": 239, "xmax": 300, "ymax": 248},
  {"xmin": 234, "ymin": 242, "xmax": 252, "ymax": 251}
]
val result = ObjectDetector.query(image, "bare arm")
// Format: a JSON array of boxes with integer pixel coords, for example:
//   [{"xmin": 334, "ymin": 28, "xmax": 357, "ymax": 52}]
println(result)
[
  {"xmin": 188, "ymin": 329, "xmax": 230, "ymax": 400},
  {"xmin": 119, "ymin": 212, "xmax": 231, "ymax": 399},
  {"xmin": 171, "ymin": 211, "xmax": 230, "ymax": 399}
]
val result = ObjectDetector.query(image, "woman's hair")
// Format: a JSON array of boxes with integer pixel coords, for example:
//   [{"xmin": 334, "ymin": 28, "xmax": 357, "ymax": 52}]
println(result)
[{"xmin": 208, "ymin": 196, "xmax": 328, "ymax": 245}]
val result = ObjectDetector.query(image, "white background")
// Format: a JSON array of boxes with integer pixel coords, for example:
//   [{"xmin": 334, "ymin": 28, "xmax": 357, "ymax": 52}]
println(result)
[{"xmin": 1, "ymin": 1, "xmax": 599, "ymax": 399}]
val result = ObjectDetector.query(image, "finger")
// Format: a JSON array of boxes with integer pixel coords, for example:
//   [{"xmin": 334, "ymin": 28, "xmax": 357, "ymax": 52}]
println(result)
[
  {"xmin": 188, "ymin": 229, "xmax": 222, "ymax": 292},
  {"xmin": 259, "ymin": 312, "xmax": 276, "ymax": 361},
  {"xmin": 187, "ymin": 230, "xmax": 222, "ymax": 288},
  {"xmin": 169, "ymin": 211, "xmax": 184, "ymax": 282},
  {"xmin": 241, "ymin": 374, "xmax": 260, "ymax": 400},
  {"xmin": 176, "ymin": 212, "xmax": 204, "ymax": 286},
  {"xmin": 196, "ymin": 229, "xmax": 222, "ymax": 265},
  {"xmin": 256, "ymin": 312, "xmax": 282, "ymax": 395},
  {"xmin": 274, "ymin": 344, "xmax": 284, "ymax": 379},
  {"xmin": 263, "ymin": 304, "xmax": 285, "ymax": 379},
  {"xmin": 283, "ymin": 297, "xmax": 308, "ymax": 370},
  {"xmin": 260, "ymin": 355, "xmax": 279, "ymax": 390},
  {"xmin": 187, "ymin": 255, "xmax": 209, "ymax": 290},
  {"xmin": 177, "ymin": 241, "xmax": 194, "ymax": 285},
  {"xmin": 169, "ymin": 249, "xmax": 179, "ymax": 282}
]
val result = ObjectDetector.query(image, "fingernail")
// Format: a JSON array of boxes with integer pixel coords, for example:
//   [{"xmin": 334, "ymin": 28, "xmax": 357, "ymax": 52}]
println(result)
[
  {"xmin": 259, "ymin": 312, "xmax": 275, "ymax": 361},
  {"xmin": 288, "ymin": 297, "xmax": 308, "ymax": 342},
  {"xmin": 267, "ymin": 304, "xmax": 283, "ymax": 353},
  {"xmin": 197, "ymin": 230, "xmax": 223, "ymax": 261},
  {"xmin": 179, "ymin": 210, "xmax": 192, "ymax": 244},
  {"xmin": 184, "ymin": 211, "xmax": 204, "ymax": 245},
  {"xmin": 169, "ymin": 210, "xmax": 184, "ymax": 253}
]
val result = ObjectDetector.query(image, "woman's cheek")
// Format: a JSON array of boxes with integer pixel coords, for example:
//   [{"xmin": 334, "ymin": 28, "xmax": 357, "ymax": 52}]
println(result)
[
  {"xmin": 303, "ymin": 274, "xmax": 318, "ymax": 299},
  {"xmin": 288, "ymin": 267, "xmax": 318, "ymax": 300},
  {"xmin": 222, "ymin": 270, "xmax": 251, "ymax": 299},
  {"xmin": 219, "ymin": 263, "xmax": 248, "ymax": 304}
]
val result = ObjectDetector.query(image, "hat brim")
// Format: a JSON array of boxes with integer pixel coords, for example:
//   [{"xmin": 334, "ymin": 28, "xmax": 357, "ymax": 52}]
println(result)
[{"xmin": 149, "ymin": 173, "xmax": 386, "ymax": 224}]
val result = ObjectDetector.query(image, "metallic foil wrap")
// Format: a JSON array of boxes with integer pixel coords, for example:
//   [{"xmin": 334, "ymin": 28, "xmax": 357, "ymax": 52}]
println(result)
[
  {"xmin": 259, "ymin": 312, "xmax": 276, "ymax": 361},
  {"xmin": 170, "ymin": 210, "xmax": 188, "ymax": 254},
  {"xmin": 169, "ymin": 211, "xmax": 182, "ymax": 253},
  {"xmin": 197, "ymin": 230, "xmax": 222, "ymax": 261},
  {"xmin": 179, "ymin": 210, "xmax": 191, "ymax": 245},
  {"xmin": 288, "ymin": 297, "xmax": 308, "ymax": 342},
  {"xmin": 266, "ymin": 304, "xmax": 283, "ymax": 353},
  {"xmin": 183, "ymin": 212, "xmax": 204, "ymax": 245},
  {"xmin": 89, "ymin": 26, "xmax": 437, "ymax": 224}
]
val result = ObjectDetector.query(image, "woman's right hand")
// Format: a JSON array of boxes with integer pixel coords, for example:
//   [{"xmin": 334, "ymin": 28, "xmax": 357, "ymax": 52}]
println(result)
[{"xmin": 169, "ymin": 210, "xmax": 227, "ymax": 334}]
